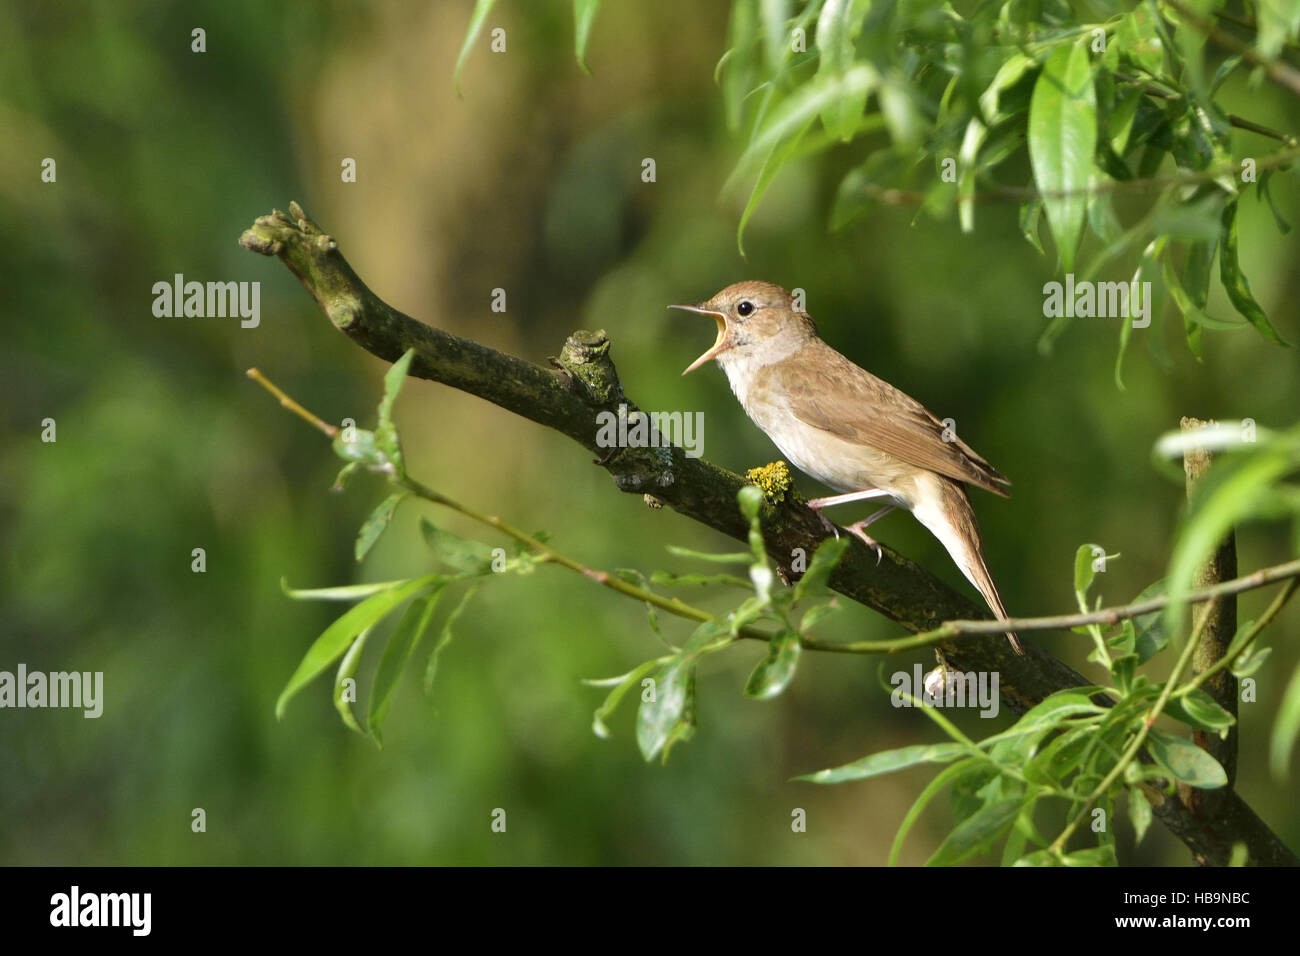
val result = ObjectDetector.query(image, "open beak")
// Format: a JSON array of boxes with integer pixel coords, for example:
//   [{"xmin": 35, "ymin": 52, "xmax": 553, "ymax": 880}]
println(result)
[{"xmin": 668, "ymin": 303, "xmax": 730, "ymax": 375}]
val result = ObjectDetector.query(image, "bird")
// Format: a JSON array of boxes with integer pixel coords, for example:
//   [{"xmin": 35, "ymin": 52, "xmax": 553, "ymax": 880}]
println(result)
[{"xmin": 670, "ymin": 280, "xmax": 1022, "ymax": 654}]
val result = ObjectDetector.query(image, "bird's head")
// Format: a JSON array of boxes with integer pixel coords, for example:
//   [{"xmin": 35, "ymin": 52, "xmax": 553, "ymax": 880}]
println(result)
[{"xmin": 670, "ymin": 281, "xmax": 817, "ymax": 375}]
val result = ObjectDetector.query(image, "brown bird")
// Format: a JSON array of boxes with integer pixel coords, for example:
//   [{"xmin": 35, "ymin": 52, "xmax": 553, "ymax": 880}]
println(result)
[{"xmin": 670, "ymin": 280, "xmax": 1022, "ymax": 654}]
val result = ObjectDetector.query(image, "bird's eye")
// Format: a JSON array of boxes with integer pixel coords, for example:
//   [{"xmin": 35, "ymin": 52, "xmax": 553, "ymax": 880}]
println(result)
[{"xmin": 737, "ymin": 301, "xmax": 754, "ymax": 317}]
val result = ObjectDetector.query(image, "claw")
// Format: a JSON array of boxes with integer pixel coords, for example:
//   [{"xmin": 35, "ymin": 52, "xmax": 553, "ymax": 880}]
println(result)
[{"xmin": 844, "ymin": 520, "xmax": 883, "ymax": 565}]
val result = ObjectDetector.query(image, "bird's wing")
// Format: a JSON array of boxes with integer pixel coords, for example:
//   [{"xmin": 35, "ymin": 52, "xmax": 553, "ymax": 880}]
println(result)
[{"xmin": 769, "ymin": 341, "xmax": 1011, "ymax": 497}]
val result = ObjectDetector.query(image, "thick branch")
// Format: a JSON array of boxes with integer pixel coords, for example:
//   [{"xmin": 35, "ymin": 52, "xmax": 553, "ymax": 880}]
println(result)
[{"xmin": 240, "ymin": 202, "xmax": 1296, "ymax": 866}]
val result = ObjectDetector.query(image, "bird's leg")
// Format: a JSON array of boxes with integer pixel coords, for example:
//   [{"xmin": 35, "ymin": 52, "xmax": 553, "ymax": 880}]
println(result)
[
  {"xmin": 843, "ymin": 506, "xmax": 897, "ymax": 565},
  {"xmin": 807, "ymin": 489, "xmax": 892, "ymax": 552},
  {"xmin": 806, "ymin": 489, "xmax": 892, "ymax": 509}
]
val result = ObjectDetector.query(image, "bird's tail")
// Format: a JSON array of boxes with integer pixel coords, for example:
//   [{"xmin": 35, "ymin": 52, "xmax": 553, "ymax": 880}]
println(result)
[{"xmin": 912, "ymin": 478, "xmax": 1024, "ymax": 655}]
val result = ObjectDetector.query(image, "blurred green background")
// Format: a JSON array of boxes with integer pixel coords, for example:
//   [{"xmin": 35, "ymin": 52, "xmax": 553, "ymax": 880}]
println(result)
[{"xmin": 2, "ymin": 0, "xmax": 1298, "ymax": 865}]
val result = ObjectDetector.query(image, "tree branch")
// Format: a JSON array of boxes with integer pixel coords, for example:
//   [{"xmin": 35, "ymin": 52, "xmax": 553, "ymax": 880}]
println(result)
[{"xmin": 239, "ymin": 202, "xmax": 1297, "ymax": 866}]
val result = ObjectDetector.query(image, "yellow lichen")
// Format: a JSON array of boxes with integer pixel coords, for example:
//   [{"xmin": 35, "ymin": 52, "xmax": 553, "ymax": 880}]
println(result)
[{"xmin": 745, "ymin": 460, "xmax": 794, "ymax": 503}]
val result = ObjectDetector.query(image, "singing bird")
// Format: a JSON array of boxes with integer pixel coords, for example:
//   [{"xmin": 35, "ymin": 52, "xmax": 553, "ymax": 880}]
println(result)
[{"xmin": 671, "ymin": 281, "xmax": 1022, "ymax": 654}]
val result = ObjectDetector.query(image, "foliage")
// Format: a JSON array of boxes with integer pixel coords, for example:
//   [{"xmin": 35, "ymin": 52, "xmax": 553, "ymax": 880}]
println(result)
[
  {"xmin": 273, "ymin": 345, "xmax": 1300, "ymax": 864},
  {"xmin": 462, "ymin": 1, "xmax": 1299, "ymax": 378},
  {"xmin": 716, "ymin": 0, "xmax": 1297, "ymax": 369}
]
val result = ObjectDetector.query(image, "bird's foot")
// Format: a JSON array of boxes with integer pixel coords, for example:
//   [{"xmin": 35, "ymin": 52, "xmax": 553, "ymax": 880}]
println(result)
[
  {"xmin": 814, "ymin": 509, "xmax": 840, "ymax": 539},
  {"xmin": 843, "ymin": 520, "xmax": 883, "ymax": 565}
]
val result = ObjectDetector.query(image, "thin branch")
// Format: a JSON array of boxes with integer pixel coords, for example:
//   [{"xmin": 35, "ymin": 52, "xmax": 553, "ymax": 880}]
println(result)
[{"xmin": 831, "ymin": 557, "xmax": 1300, "ymax": 650}]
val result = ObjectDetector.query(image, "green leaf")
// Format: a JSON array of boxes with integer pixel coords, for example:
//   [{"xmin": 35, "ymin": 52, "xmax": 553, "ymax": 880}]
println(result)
[
  {"xmin": 660, "ymin": 669, "xmax": 698, "ymax": 762},
  {"xmin": 1220, "ymin": 200, "xmax": 1289, "ymax": 346},
  {"xmin": 419, "ymin": 517, "xmax": 496, "ymax": 574},
  {"xmin": 1013, "ymin": 848, "xmax": 1062, "ymax": 866},
  {"xmin": 355, "ymin": 492, "xmax": 407, "ymax": 562},
  {"xmin": 815, "ymin": 0, "xmax": 872, "ymax": 140},
  {"xmin": 878, "ymin": 76, "xmax": 925, "ymax": 149},
  {"xmin": 1024, "ymin": 725, "xmax": 1096, "ymax": 784},
  {"xmin": 1131, "ymin": 579, "xmax": 1168, "ymax": 663},
  {"xmin": 1116, "ymin": 5, "xmax": 1166, "ymax": 76},
  {"xmin": 732, "ymin": 64, "xmax": 877, "ymax": 182},
  {"xmin": 648, "ymin": 570, "xmax": 752, "ymax": 590},
  {"xmin": 1270, "ymin": 658, "xmax": 1300, "ymax": 778},
  {"xmin": 634, "ymin": 620, "xmax": 727, "ymax": 762},
  {"xmin": 665, "ymin": 544, "xmax": 753, "ymax": 565},
  {"xmin": 636, "ymin": 656, "xmax": 695, "ymax": 762},
  {"xmin": 1012, "ymin": 690, "xmax": 1108, "ymax": 732},
  {"xmin": 1128, "ymin": 786, "xmax": 1153, "ymax": 844},
  {"xmin": 1020, "ymin": 198, "xmax": 1046, "ymax": 255},
  {"xmin": 958, "ymin": 118, "xmax": 987, "ymax": 234},
  {"xmin": 275, "ymin": 574, "xmax": 441, "ymax": 720},
  {"xmin": 588, "ymin": 659, "xmax": 662, "ymax": 739},
  {"xmin": 796, "ymin": 742, "xmax": 967, "ymax": 784},
  {"xmin": 1145, "ymin": 728, "xmax": 1228, "ymax": 788},
  {"xmin": 1028, "ymin": 39, "xmax": 1097, "ymax": 273},
  {"xmin": 1258, "ymin": 169, "xmax": 1293, "ymax": 235},
  {"xmin": 1166, "ymin": 687, "xmax": 1235, "ymax": 732},
  {"xmin": 1258, "ymin": 0, "xmax": 1300, "ymax": 59},
  {"xmin": 332, "ymin": 427, "xmax": 380, "ymax": 467},
  {"xmin": 744, "ymin": 627, "xmax": 801, "ymax": 699},
  {"xmin": 888, "ymin": 758, "xmax": 983, "ymax": 866},
  {"xmin": 926, "ymin": 798, "xmax": 1023, "ymax": 866},
  {"xmin": 281, "ymin": 578, "xmax": 416, "ymax": 601},
  {"xmin": 1060, "ymin": 844, "xmax": 1118, "ymax": 866},
  {"xmin": 333, "ymin": 627, "xmax": 373, "ymax": 738},
  {"xmin": 1000, "ymin": 797, "xmax": 1047, "ymax": 866},
  {"xmin": 722, "ymin": 0, "xmax": 759, "ymax": 132},
  {"xmin": 1115, "ymin": 237, "xmax": 1166, "ymax": 390},
  {"xmin": 373, "ymin": 348, "xmax": 415, "ymax": 475},
  {"xmin": 800, "ymin": 599, "xmax": 841, "ymax": 632},
  {"xmin": 759, "ymin": 0, "xmax": 792, "ymax": 74},
  {"xmin": 573, "ymin": 0, "xmax": 600, "ymax": 73},
  {"xmin": 1073, "ymin": 542, "xmax": 1104, "ymax": 596},
  {"xmin": 1108, "ymin": 88, "xmax": 1142, "ymax": 156},
  {"xmin": 792, "ymin": 535, "xmax": 849, "ymax": 602},
  {"xmin": 368, "ymin": 589, "xmax": 444, "ymax": 745},
  {"xmin": 1231, "ymin": 644, "xmax": 1271, "ymax": 678},
  {"xmin": 1110, "ymin": 654, "xmax": 1139, "ymax": 695},
  {"xmin": 980, "ymin": 53, "xmax": 1036, "ymax": 123},
  {"xmin": 424, "ymin": 586, "xmax": 479, "ymax": 695},
  {"xmin": 736, "ymin": 116, "xmax": 817, "ymax": 257},
  {"xmin": 454, "ymin": 0, "xmax": 498, "ymax": 96}
]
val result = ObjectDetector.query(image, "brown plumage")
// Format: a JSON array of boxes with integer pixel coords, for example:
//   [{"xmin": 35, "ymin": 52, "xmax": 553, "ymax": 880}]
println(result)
[{"xmin": 671, "ymin": 280, "xmax": 1022, "ymax": 653}]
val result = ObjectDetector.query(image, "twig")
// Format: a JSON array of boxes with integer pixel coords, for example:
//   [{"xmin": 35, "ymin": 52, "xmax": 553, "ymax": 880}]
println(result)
[{"xmin": 827, "ymin": 557, "xmax": 1300, "ymax": 651}]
